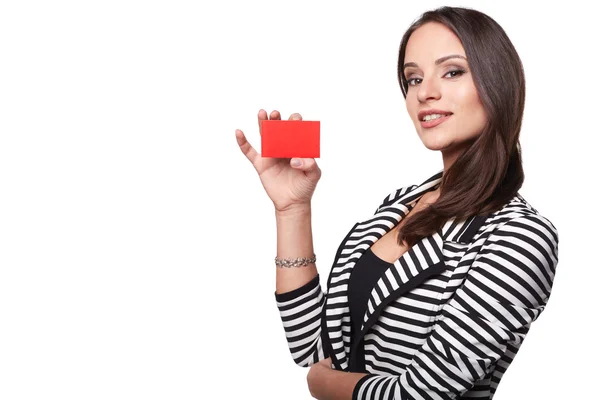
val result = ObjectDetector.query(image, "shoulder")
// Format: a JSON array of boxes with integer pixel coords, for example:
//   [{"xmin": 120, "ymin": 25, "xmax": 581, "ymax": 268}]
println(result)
[
  {"xmin": 479, "ymin": 193, "xmax": 559, "ymax": 246},
  {"xmin": 474, "ymin": 194, "xmax": 559, "ymax": 303}
]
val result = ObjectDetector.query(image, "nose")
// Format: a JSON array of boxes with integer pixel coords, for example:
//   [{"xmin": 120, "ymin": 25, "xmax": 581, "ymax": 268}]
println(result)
[{"xmin": 417, "ymin": 77, "xmax": 441, "ymax": 103}]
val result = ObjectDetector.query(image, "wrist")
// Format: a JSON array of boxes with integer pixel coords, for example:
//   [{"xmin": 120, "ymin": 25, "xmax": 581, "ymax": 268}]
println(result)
[{"xmin": 275, "ymin": 203, "xmax": 311, "ymax": 219}]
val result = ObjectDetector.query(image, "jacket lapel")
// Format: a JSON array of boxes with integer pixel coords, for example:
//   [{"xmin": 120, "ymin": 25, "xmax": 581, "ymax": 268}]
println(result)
[{"xmin": 324, "ymin": 169, "xmax": 490, "ymax": 372}]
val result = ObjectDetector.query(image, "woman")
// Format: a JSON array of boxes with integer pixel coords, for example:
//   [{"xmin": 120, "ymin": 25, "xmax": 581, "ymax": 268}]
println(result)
[{"xmin": 235, "ymin": 6, "xmax": 558, "ymax": 400}]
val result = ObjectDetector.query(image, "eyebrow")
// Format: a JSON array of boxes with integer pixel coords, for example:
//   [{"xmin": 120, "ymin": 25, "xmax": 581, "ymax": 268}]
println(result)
[{"xmin": 403, "ymin": 54, "xmax": 467, "ymax": 71}]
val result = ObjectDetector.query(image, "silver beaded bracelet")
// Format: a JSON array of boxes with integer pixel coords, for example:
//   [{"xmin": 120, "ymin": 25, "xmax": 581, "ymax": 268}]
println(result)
[{"xmin": 275, "ymin": 254, "xmax": 317, "ymax": 268}]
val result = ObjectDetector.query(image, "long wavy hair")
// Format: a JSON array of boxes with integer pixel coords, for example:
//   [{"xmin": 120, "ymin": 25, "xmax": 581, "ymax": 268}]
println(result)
[{"xmin": 396, "ymin": 6, "xmax": 525, "ymax": 247}]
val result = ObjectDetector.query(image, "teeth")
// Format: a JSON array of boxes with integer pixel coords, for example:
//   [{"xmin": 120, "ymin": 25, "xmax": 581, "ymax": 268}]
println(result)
[{"xmin": 422, "ymin": 113, "xmax": 448, "ymax": 121}]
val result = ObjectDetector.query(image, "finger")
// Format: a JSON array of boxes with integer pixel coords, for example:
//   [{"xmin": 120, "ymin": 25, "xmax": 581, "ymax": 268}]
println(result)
[
  {"xmin": 257, "ymin": 109, "xmax": 268, "ymax": 133},
  {"xmin": 270, "ymin": 110, "xmax": 281, "ymax": 120},
  {"xmin": 319, "ymin": 358, "xmax": 332, "ymax": 368},
  {"xmin": 288, "ymin": 113, "xmax": 303, "ymax": 121},
  {"xmin": 258, "ymin": 109, "xmax": 281, "ymax": 136},
  {"xmin": 235, "ymin": 129, "xmax": 260, "ymax": 165},
  {"xmin": 290, "ymin": 157, "xmax": 321, "ymax": 180}
]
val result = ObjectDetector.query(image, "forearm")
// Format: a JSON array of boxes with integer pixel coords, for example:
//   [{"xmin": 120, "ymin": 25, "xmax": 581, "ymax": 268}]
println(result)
[{"xmin": 275, "ymin": 203, "xmax": 317, "ymax": 294}]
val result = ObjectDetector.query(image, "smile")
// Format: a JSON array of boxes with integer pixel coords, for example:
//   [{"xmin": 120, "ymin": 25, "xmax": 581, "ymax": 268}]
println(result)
[{"xmin": 420, "ymin": 114, "xmax": 452, "ymax": 128}]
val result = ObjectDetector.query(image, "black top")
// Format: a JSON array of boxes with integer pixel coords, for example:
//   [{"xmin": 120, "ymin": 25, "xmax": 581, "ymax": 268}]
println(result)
[{"xmin": 348, "ymin": 247, "xmax": 393, "ymax": 372}]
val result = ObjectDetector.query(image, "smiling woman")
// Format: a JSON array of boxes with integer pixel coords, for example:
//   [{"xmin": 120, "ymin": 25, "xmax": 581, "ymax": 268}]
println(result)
[
  {"xmin": 394, "ymin": 10, "xmax": 529, "ymax": 250},
  {"xmin": 403, "ymin": 45, "xmax": 486, "ymax": 158},
  {"xmin": 235, "ymin": 5, "xmax": 559, "ymax": 400}
]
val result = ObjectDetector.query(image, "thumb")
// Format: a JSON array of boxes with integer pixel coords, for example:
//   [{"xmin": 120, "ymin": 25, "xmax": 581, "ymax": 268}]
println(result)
[{"xmin": 290, "ymin": 158, "xmax": 321, "ymax": 179}]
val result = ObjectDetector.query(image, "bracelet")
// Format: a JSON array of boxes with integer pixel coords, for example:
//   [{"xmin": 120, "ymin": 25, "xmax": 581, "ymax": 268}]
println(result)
[{"xmin": 275, "ymin": 253, "xmax": 317, "ymax": 268}]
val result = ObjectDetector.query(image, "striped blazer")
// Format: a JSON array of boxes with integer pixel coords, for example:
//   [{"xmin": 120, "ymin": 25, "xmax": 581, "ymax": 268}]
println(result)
[{"xmin": 275, "ymin": 169, "xmax": 559, "ymax": 399}]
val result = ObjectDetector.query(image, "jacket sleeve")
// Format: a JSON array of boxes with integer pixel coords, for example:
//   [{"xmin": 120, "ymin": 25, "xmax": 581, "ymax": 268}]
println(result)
[
  {"xmin": 352, "ymin": 214, "xmax": 559, "ymax": 400},
  {"xmin": 274, "ymin": 274, "xmax": 329, "ymax": 367},
  {"xmin": 273, "ymin": 184, "xmax": 417, "ymax": 367}
]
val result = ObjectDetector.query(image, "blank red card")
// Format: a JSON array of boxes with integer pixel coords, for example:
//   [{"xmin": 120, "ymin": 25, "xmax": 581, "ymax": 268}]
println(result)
[{"xmin": 261, "ymin": 120, "xmax": 320, "ymax": 158}]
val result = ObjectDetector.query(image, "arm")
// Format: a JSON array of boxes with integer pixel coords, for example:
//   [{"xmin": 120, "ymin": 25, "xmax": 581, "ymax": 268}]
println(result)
[
  {"xmin": 277, "ymin": 184, "xmax": 418, "ymax": 370},
  {"xmin": 275, "ymin": 204, "xmax": 318, "ymax": 294},
  {"xmin": 310, "ymin": 214, "xmax": 559, "ymax": 399},
  {"xmin": 236, "ymin": 110, "xmax": 327, "ymax": 365},
  {"xmin": 352, "ymin": 214, "xmax": 559, "ymax": 399},
  {"xmin": 274, "ymin": 204, "xmax": 329, "ymax": 367},
  {"xmin": 307, "ymin": 361, "xmax": 368, "ymax": 400}
]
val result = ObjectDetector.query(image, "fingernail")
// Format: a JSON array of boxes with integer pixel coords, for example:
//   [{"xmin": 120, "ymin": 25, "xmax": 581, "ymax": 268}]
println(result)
[{"xmin": 291, "ymin": 159, "xmax": 302, "ymax": 167}]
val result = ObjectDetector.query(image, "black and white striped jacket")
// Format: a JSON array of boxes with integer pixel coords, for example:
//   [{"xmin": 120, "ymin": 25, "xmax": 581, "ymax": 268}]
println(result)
[{"xmin": 275, "ymin": 169, "xmax": 559, "ymax": 399}]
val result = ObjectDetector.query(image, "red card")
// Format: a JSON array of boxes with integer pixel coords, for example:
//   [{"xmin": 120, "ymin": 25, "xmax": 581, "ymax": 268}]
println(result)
[{"xmin": 261, "ymin": 120, "xmax": 320, "ymax": 158}]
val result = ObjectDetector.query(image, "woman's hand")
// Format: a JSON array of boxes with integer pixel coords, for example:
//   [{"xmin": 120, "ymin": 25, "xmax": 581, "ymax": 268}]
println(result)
[
  {"xmin": 307, "ymin": 357, "xmax": 368, "ymax": 400},
  {"xmin": 235, "ymin": 109, "xmax": 322, "ymax": 213},
  {"xmin": 318, "ymin": 357, "xmax": 333, "ymax": 368},
  {"xmin": 307, "ymin": 357, "xmax": 333, "ymax": 399}
]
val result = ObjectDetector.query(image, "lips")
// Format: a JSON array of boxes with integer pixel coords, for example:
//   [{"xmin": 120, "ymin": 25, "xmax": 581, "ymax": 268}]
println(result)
[
  {"xmin": 417, "ymin": 109, "xmax": 453, "ymax": 121},
  {"xmin": 419, "ymin": 114, "xmax": 452, "ymax": 129}
]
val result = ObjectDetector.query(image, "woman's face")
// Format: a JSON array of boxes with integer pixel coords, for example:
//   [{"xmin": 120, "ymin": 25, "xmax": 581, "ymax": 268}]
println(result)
[{"xmin": 403, "ymin": 22, "xmax": 487, "ymax": 168}]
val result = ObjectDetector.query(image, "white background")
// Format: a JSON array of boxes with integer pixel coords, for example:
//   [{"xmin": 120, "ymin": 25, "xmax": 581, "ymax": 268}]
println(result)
[{"xmin": 0, "ymin": 1, "xmax": 597, "ymax": 399}]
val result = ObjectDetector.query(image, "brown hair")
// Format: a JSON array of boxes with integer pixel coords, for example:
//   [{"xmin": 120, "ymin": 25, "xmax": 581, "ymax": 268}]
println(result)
[{"xmin": 396, "ymin": 6, "xmax": 525, "ymax": 247}]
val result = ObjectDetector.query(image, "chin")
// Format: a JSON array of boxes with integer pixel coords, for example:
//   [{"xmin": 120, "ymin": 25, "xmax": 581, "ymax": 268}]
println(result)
[
  {"xmin": 419, "ymin": 136, "xmax": 452, "ymax": 151},
  {"xmin": 424, "ymin": 145, "xmax": 451, "ymax": 153}
]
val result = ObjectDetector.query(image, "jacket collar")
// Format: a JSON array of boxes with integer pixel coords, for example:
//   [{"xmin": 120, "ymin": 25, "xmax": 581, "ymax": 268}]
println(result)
[
  {"xmin": 324, "ymin": 169, "xmax": 490, "ymax": 372},
  {"xmin": 374, "ymin": 169, "xmax": 487, "ymax": 244}
]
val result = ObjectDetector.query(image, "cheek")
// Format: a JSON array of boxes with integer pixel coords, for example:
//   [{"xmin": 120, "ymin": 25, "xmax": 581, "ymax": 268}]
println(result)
[
  {"xmin": 406, "ymin": 95, "xmax": 418, "ymax": 122},
  {"xmin": 465, "ymin": 92, "xmax": 487, "ymax": 127},
  {"xmin": 453, "ymin": 86, "xmax": 486, "ymax": 119},
  {"xmin": 460, "ymin": 93, "xmax": 487, "ymax": 135},
  {"xmin": 453, "ymin": 85, "xmax": 478, "ymax": 111}
]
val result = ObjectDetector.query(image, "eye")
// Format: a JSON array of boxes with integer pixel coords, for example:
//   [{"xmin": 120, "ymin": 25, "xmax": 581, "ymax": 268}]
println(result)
[
  {"xmin": 406, "ymin": 69, "xmax": 466, "ymax": 88},
  {"xmin": 407, "ymin": 77, "xmax": 422, "ymax": 87},
  {"xmin": 444, "ymin": 69, "xmax": 466, "ymax": 78}
]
